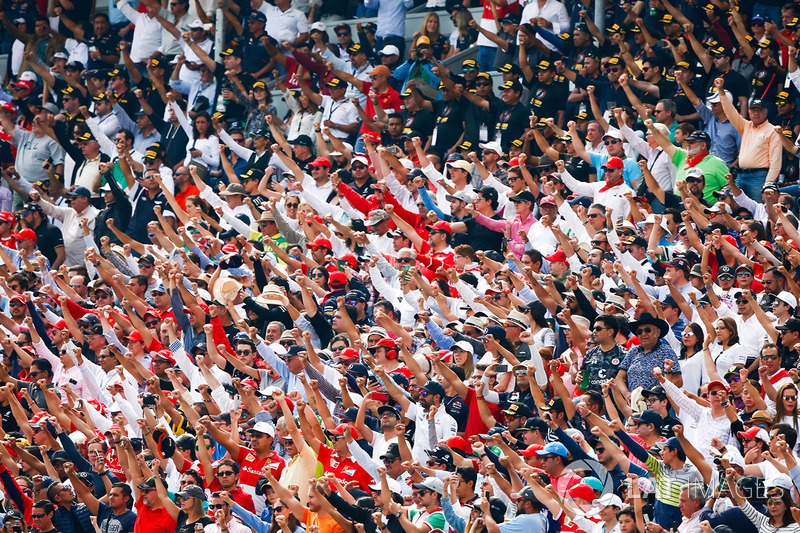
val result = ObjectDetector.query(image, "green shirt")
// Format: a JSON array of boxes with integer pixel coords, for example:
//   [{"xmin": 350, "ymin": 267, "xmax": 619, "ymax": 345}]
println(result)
[{"xmin": 672, "ymin": 148, "xmax": 729, "ymax": 204}]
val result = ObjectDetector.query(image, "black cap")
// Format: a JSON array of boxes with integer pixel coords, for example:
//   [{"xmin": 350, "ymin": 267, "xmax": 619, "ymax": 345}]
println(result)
[
  {"xmin": 718, "ymin": 265, "xmax": 735, "ymax": 278},
  {"xmin": 289, "ymin": 134, "xmax": 313, "ymax": 147},
  {"xmin": 685, "ymin": 130, "xmax": 711, "ymax": 145},
  {"xmin": 641, "ymin": 385, "xmax": 667, "ymax": 398},
  {"xmin": 51, "ymin": 450, "xmax": 70, "ymax": 463},
  {"xmin": 427, "ymin": 447, "xmax": 454, "ymax": 465},
  {"xmin": 248, "ymin": 11, "xmax": 266, "ymax": 22},
  {"xmin": 380, "ymin": 443, "xmax": 401, "ymax": 460},
  {"xmin": 509, "ymin": 190, "xmax": 536, "ymax": 204},
  {"xmin": 420, "ymin": 380, "xmax": 446, "ymax": 398},
  {"xmin": 777, "ymin": 318, "xmax": 800, "ymax": 333},
  {"xmin": 514, "ymin": 417, "xmax": 549, "ymax": 434}
]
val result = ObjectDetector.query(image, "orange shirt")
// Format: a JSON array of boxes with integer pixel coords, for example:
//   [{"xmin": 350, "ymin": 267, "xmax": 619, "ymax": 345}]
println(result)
[
  {"xmin": 737, "ymin": 119, "xmax": 782, "ymax": 181},
  {"xmin": 303, "ymin": 508, "xmax": 345, "ymax": 533}
]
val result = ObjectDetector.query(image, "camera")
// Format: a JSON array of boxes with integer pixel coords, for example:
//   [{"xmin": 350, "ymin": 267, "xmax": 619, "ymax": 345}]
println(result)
[
  {"xmin": 142, "ymin": 393, "xmax": 158, "ymax": 408},
  {"xmin": 220, "ymin": 253, "xmax": 244, "ymax": 270}
]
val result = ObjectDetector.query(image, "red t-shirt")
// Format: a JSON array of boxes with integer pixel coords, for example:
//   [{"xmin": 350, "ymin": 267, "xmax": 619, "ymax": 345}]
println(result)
[
  {"xmin": 0, "ymin": 236, "xmax": 16, "ymax": 249},
  {"xmin": 317, "ymin": 444, "xmax": 373, "ymax": 492},
  {"xmin": 235, "ymin": 446, "xmax": 286, "ymax": 487},
  {"xmin": 134, "ymin": 500, "xmax": 177, "ymax": 533},
  {"xmin": 358, "ymin": 81, "xmax": 404, "ymax": 135},
  {"xmin": 207, "ymin": 481, "xmax": 256, "ymax": 513}
]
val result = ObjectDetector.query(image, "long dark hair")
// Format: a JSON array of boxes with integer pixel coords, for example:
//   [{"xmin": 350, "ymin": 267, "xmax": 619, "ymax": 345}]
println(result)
[
  {"xmin": 267, "ymin": 502, "xmax": 301, "ymax": 533},
  {"xmin": 192, "ymin": 111, "xmax": 216, "ymax": 139},
  {"xmin": 679, "ymin": 323, "xmax": 704, "ymax": 360}
]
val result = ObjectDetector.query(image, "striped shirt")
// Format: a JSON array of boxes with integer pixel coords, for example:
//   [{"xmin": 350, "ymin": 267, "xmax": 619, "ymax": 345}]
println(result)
[{"xmin": 645, "ymin": 454, "xmax": 703, "ymax": 507}]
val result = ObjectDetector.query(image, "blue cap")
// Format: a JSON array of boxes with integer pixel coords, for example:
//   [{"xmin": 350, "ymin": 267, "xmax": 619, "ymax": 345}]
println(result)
[
  {"xmin": 535, "ymin": 442, "xmax": 569, "ymax": 458},
  {"xmin": 66, "ymin": 186, "xmax": 92, "ymax": 198},
  {"xmin": 285, "ymin": 345, "xmax": 305, "ymax": 357},
  {"xmin": 632, "ymin": 409, "xmax": 663, "ymax": 428},
  {"xmin": 340, "ymin": 407, "xmax": 359, "ymax": 421},
  {"xmin": 421, "ymin": 380, "xmax": 446, "ymax": 398},
  {"xmin": 664, "ymin": 437, "xmax": 683, "ymax": 454}
]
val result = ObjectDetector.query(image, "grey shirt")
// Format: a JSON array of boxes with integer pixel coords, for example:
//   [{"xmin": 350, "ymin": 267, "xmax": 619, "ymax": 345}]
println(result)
[{"xmin": 13, "ymin": 129, "xmax": 65, "ymax": 183}]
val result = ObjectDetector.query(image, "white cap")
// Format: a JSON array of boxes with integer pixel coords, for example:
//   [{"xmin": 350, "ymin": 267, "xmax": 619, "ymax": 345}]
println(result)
[
  {"xmin": 767, "ymin": 473, "xmax": 793, "ymax": 490},
  {"xmin": 369, "ymin": 477, "xmax": 403, "ymax": 494},
  {"xmin": 479, "ymin": 141, "xmax": 503, "ymax": 156},
  {"xmin": 398, "ymin": 158, "xmax": 414, "ymax": 170},
  {"xmin": 452, "ymin": 340, "xmax": 474, "ymax": 354},
  {"xmin": 379, "ymin": 45, "xmax": 400, "ymax": 56},
  {"xmin": 594, "ymin": 493, "xmax": 623, "ymax": 509},
  {"xmin": 352, "ymin": 155, "xmax": 369, "ymax": 166},
  {"xmin": 310, "ymin": 22, "xmax": 326, "ymax": 32},
  {"xmin": 706, "ymin": 89, "xmax": 732, "ymax": 104},
  {"xmin": 602, "ymin": 129, "xmax": 624, "ymax": 141},
  {"xmin": 19, "ymin": 71, "xmax": 37, "ymax": 82},
  {"xmin": 52, "ymin": 52, "xmax": 68, "ymax": 60},
  {"xmin": 776, "ymin": 291, "xmax": 798, "ymax": 309},
  {"xmin": 247, "ymin": 421, "xmax": 275, "ymax": 437}
]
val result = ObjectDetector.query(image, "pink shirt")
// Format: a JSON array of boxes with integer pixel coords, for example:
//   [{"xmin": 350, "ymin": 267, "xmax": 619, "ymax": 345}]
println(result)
[{"xmin": 473, "ymin": 211, "xmax": 537, "ymax": 258}]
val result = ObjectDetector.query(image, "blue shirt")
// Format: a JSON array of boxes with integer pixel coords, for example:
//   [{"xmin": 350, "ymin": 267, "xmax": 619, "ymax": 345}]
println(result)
[
  {"xmin": 588, "ymin": 152, "xmax": 642, "ymax": 188},
  {"xmin": 618, "ymin": 338, "xmax": 681, "ymax": 391},
  {"xmin": 694, "ymin": 102, "xmax": 741, "ymax": 166},
  {"xmin": 362, "ymin": 0, "xmax": 414, "ymax": 38},
  {"xmin": 498, "ymin": 513, "xmax": 549, "ymax": 533}
]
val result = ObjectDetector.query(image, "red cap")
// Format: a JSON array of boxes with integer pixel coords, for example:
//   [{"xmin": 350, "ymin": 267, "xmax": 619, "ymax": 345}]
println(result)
[
  {"xmin": 126, "ymin": 330, "xmax": 144, "ymax": 342},
  {"xmin": 508, "ymin": 157, "xmax": 520, "ymax": 166},
  {"xmin": 162, "ymin": 391, "xmax": 178, "ymax": 406},
  {"xmin": 221, "ymin": 244, "xmax": 238, "ymax": 253},
  {"xmin": 337, "ymin": 347, "xmax": 359, "ymax": 360},
  {"xmin": 306, "ymin": 237, "xmax": 333, "ymax": 250},
  {"xmin": 143, "ymin": 308, "xmax": 161, "ymax": 319},
  {"xmin": 428, "ymin": 221, "xmax": 452, "ymax": 235},
  {"xmin": 0, "ymin": 211, "xmax": 14, "ymax": 223},
  {"xmin": 375, "ymin": 338, "xmax": 396, "ymax": 350},
  {"xmin": 1, "ymin": 102, "xmax": 17, "ymax": 115},
  {"xmin": 241, "ymin": 378, "xmax": 258, "ymax": 389},
  {"xmin": 13, "ymin": 228, "xmax": 36, "ymax": 242},
  {"xmin": 759, "ymin": 240, "xmax": 773, "ymax": 250},
  {"xmin": 787, "ymin": 239, "xmax": 800, "ymax": 251},
  {"xmin": 329, "ymin": 271, "xmax": 348, "ymax": 286},
  {"xmin": 13, "ymin": 80, "xmax": 33, "ymax": 91},
  {"xmin": 519, "ymin": 443, "xmax": 544, "ymax": 457},
  {"xmin": 364, "ymin": 131, "xmax": 381, "ymax": 143},
  {"xmin": 308, "ymin": 156, "xmax": 332, "ymax": 168},
  {"xmin": 737, "ymin": 426, "xmax": 762, "ymax": 440},
  {"xmin": 707, "ymin": 380, "xmax": 730, "ymax": 393},
  {"xmin": 602, "ymin": 156, "xmax": 624, "ymax": 169},
  {"xmin": 722, "ymin": 235, "xmax": 737, "ymax": 248},
  {"xmin": 153, "ymin": 349, "xmax": 175, "ymax": 364},
  {"xmin": 329, "ymin": 422, "xmax": 358, "ymax": 439},
  {"xmin": 338, "ymin": 254, "xmax": 358, "ymax": 270},
  {"xmin": 543, "ymin": 249, "xmax": 568, "ymax": 264},
  {"xmin": 568, "ymin": 483, "xmax": 596, "ymax": 501},
  {"xmin": 49, "ymin": 319, "xmax": 67, "ymax": 329},
  {"xmin": 447, "ymin": 436, "xmax": 470, "ymax": 454},
  {"xmin": 539, "ymin": 195, "xmax": 556, "ymax": 206},
  {"xmin": 10, "ymin": 294, "xmax": 25, "ymax": 304}
]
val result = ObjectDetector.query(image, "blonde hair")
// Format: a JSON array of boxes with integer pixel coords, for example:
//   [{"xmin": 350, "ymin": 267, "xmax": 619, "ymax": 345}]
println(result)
[{"xmin": 421, "ymin": 12, "xmax": 441, "ymax": 42}]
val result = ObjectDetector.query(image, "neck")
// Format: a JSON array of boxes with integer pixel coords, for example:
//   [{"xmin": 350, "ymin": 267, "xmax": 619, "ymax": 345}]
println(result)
[{"xmin": 600, "ymin": 340, "xmax": 616, "ymax": 351}]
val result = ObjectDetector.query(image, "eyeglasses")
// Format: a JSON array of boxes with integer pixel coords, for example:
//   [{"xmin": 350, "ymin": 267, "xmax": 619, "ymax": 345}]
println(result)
[
  {"xmin": 29, "ymin": 370, "xmax": 41, "ymax": 377},
  {"xmin": 607, "ymin": 67, "xmax": 620, "ymax": 72},
  {"xmin": 591, "ymin": 240, "xmax": 606, "ymax": 246},
  {"xmin": 32, "ymin": 514, "xmax": 46, "ymax": 519},
  {"xmin": 397, "ymin": 257, "xmax": 414, "ymax": 263},
  {"xmin": 726, "ymin": 376, "xmax": 740, "ymax": 383},
  {"xmin": 286, "ymin": 203, "xmax": 299, "ymax": 208},
  {"xmin": 636, "ymin": 327, "xmax": 654, "ymax": 335},
  {"xmin": 310, "ymin": 273, "xmax": 325, "ymax": 278},
  {"xmin": 208, "ymin": 504, "xmax": 227, "ymax": 509},
  {"xmin": 736, "ymin": 273, "xmax": 752, "ymax": 277},
  {"xmin": 701, "ymin": 393, "xmax": 709, "ymax": 399},
  {"xmin": 273, "ymin": 506, "xmax": 284, "ymax": 512},
  {"xmin": 9, "ymin": 302, "xmax": 24, "ymax": 307},
  {"xmin": 604, "ymin": 139, "xmax": 620, "ymax": 145},
  {"xmin": 595, "ymin": 447, "xmax": 605, "ymax": 454},
  {"xmin": 735, "ymin": 298, "xmax": 748, "ymax": 304},
  {"xmin": 336, "ymin": 32, "xmax": 350, "ymax": 36},
  {"xmin": 685, "ymin": 177, "xmax": 703, "ymax": 183},
  {"xmin": 417, "ymin": 490, "xmax": 432, "ymax": 496},
  {"xmin": 708, "ymin": 390, "xmax": 722, "ymax": 396},
  {"xmin": 476, "ymin": 82, "xmax": 491, "ymax": 87},
  {"xmin": 762, "ymin": 353, "xmax": 781, "ymax": 360},
  {"xmin": 217, "ymin": 470, "xmax": 236, "ymax": 476},
  {"xmin": 145, "ymin": 320, "xmax": 159, "ymax": 328},
  {"xmin": 462, "ymin": 67, "xmax": 476, "ymax": 72},
  {"xmin": 767, "ymin": 499, "xmax": 784, "ymax": 506},
  {"xmin": 418, "ymin": 391, "xmax": 429, "ymax": 398},
  {"xmin": 785, "ymin": 395, "xmax": 799, "ymax": 401},
  {"xmin": 426, "ymin": 460, "xmax": 440, "ymax": 466}
]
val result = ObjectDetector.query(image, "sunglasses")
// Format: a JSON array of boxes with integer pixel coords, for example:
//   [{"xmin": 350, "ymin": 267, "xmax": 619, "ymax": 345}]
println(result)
[
  {"xmin": 236, "ymin": 350, "xmax": 252, "ymax": 356},
  {"xmin": 604, "ymin": 139, "xmax": 620, "ymax": 145},
  {"xmin": 476, "ymin": 81, "xmax": 491, "ymax": 87},
  {"xmin": 145, "ymin": 320, "xmax": 159, "ymax": 328},
  {"xmin": 726, "ymin": 376, "xmax": 740, "ymax": 383},
  {"xmin": 273, "ymin": 506, "xmax": 284, "ymax": 512},
  {"xmin": 418, "ymin": 390, "xmax": 430, "ymax": 398},
  {"xmin": 636, "ymin": 327, "xmax": 654, "ymax": 335},
  {"xmin": 217, "ymin": 471, "xmax": 236, "ymax": 476},
  {"xmin": 286, "ymin": 203, "xmax": 299, "ymax": 208},
  {"xmin": 209, "ymin": 504, "xmax": 227, "ymax": 509},
  {"xmin": 587, "ymin": 213, "xmax": 601, "ymax": 218},
  {"xmin": 785, "ymin": 395, "xmax": 798, "ymax": 401},
  {"xmin": 397, "ymin": 257, "xmax": 414, "ymax": 263},
  {"xmin": 336, "ymin": 32, "xmax": 350, "ymax": 36},
  {"xmin": 762, "ymin": 353, "xmax": 781, "ymax": 360},
  {"xmin": 709, "ymin": 390, "xmax": 723, "ymax": 396}
]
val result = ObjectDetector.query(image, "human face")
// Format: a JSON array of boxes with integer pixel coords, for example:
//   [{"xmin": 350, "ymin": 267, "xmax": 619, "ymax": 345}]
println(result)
[
  {"xmin": 636, "ymin": 324, "xmax": 659, "ymax": 351},
  {"xmin": 766, "ymin": 490, "xmax": 787, "ymax": 519},
  {"xmin": 216, "ymin": 467, "xmax": 238, "ymax": 488}
]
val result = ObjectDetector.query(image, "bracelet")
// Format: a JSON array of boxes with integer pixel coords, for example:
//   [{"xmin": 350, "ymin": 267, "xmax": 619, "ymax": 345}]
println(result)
[
  {"xmin": 203, "ymin": 399, "xmax": 213, "ymax": 402},
  {"xmin": 476, "ymin": 396, "xmax": 484, "ymax": 400}
]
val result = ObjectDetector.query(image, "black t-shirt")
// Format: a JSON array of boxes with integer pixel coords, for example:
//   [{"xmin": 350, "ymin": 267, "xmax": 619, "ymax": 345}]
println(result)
[
  {"xmin": 403, "ymin": 109, "xmax": 435, "ymax": 142},
  {"xmin": 444, "ymin": 393, "xmax": 468, "ymax": 432},
  {"xmin": 96, "ymin": 502, "xmax": 137, "ymax": 533},
  {"xmin": 527, "ymin": 81, "xmax": 566, "ymax": 121},
  {"xmin": 240, "ymin": 32, "xmax": 270, "ymax": 76},
  {"xmin": 671, "ymin": 77, "xmax": 707, "ymax": 120},
  {"xmin": 431, "ymin": 98, "xmax": 466, "ymax": 152},
  {"xmin": 214, "ymin": 65, "xmax": 256, "ymax": 120},
  {"xmin": 706, "ymin": 69, "xmax": 749, "ymax": 104},
  {"xmin": 114, "ymin": 89, "xmax": 139, "ymax": 119},
  {"xmin": 34, "ymin": 220, "xmax": 64, "ymax": 267},
  {"xmin": 462, "ymin": 214, "xmax": 504, "ymax": 254},
  {"xmin": 749, "ymin": 56, "xmax": 781, "ymax": 101},
  {"xmin": 175, "ymin": 511, "xmax": 213, "ymax": 533},
  {"xmin": 561, "ymin": 153, "xmax": 595, "ymax": 183},
  {"xmin": 489, "ymin": 100, "xmax": 529, "ymax": 151},
  {"xmin": 84, "ymin": 32, "xmax": 120, "ymax": 70},
  {"xmin": 640, "ymin": 78, "xmax": 677, "ymax": 107},
  {"xmin": 463, "ymin": 95, "xmax": 499, "ymax": 146}
]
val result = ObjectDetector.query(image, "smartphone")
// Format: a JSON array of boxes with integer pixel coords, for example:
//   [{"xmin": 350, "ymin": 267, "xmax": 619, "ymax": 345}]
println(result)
[
  {"xmin": 337, "ymin": 259, "xmax": 348, "ymax": 271},
  {"xmin": 402, "ymin": 264, "xmax": 410, "ymax": 281},
  {"xmin": 496, "ymin": 364, "xmax": 509, "ymax": 373}
]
